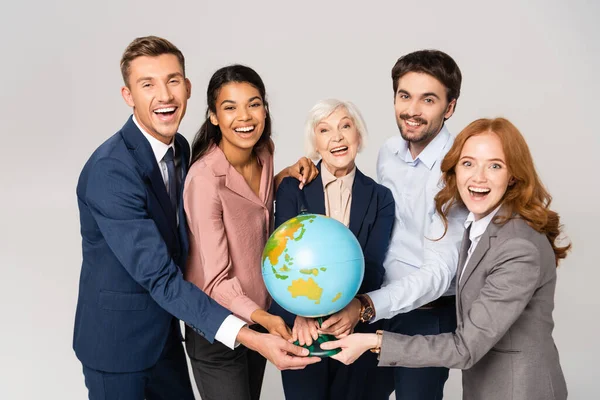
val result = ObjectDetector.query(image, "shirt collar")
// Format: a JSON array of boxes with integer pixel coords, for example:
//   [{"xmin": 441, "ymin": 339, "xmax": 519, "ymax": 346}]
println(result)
[
  {"xmin": 321, "ymin": 162, "xmax": 356, "ymax": 190},
  {"xmin": 402, "ymin": 124, "xmax": 451, "ymax": 169},
  {"xmin": 133, "ymin": 114, "xmax": 175, "ymax": 165},
  {"xmin": 464, "ymin": 204, "xmax": 503, "ymax": 241}
]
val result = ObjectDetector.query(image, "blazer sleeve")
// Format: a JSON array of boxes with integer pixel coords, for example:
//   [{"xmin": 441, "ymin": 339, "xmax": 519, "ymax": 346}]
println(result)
[
  {"xmin": 85, "ymin": 157, "xmax": 231, "ymax": 342},
  {"xmin": 270, "ymin": 177, "xmax": 302, "ymax": 326},
  {"xmin": 359, "ymin": 186, "xmax": 395, "ymax": 293},
  {"xmin": 274, "ymin": 177, "xmax": 301, "ymax": 229},
  {"xmin": 184, "ymin": 173, "xmax": 262, "ymax": 323},
  {"xmin": 378, "ymin": 237, "xmax": 541, "ymax": 370}
]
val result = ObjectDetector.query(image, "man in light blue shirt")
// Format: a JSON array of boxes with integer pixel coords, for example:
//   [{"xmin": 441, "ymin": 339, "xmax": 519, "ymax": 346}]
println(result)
[{"xmin": 355, "ymin": 50, "xmax": 467, "ymax": 399}]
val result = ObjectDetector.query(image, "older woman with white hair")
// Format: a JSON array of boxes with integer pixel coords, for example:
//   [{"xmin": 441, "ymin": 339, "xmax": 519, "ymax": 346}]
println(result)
[{"xmin": 269, "ymin": 99, "xmax": 395, "ymax": 400}]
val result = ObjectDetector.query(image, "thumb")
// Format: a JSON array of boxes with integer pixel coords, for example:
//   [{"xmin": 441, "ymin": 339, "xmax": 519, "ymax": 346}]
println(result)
[
  {"xmin": 281, "ymin": 326, "xmax": 293, "ymax": 341},
  {"xmin": 320, "ymin": 339, "xmax": 342, "ymax": 350},
  {"xmin": 283, "ymin": 341, "xmax": 310, "ymax": 357},
  {"xmin": 320, "ymin": 316, "xmax": 339, "ymax": 330}
]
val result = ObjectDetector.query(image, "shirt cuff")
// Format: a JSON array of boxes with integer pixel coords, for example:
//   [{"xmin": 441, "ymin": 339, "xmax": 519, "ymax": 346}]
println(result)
[
  {"xmin": 214, "ymin": 314, "xmax": 247, "ymax": 350},
  {"xmin": 367, "ymin": 289, "xmax": 392, "ymax": 322}
]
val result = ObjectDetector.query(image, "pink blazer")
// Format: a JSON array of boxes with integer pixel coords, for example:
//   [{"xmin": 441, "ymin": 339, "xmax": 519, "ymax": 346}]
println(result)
[{"xmin": 183, "ymin": 145, "xmax": 274, "ymax": 323}]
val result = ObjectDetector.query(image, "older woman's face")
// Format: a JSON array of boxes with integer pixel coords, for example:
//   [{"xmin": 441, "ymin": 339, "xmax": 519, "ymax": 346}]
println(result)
[{"xmin": 314, "ymin": 107, "xmax": 361, "ymax": 177}]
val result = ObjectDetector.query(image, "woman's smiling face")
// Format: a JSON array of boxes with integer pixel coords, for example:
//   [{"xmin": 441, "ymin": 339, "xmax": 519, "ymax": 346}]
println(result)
[
  {"xmin": 456, "ymin": 131, "xmax": 512, "ymax": 220},
  {"xmin": 210, "ymin": 82, "xmax": 266, "ymax": 152}
]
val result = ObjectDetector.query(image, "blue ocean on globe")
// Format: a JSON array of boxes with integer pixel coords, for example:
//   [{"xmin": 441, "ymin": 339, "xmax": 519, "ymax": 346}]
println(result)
[{"xmin": 262, "ymin": 213, "xmax": 364, "ymax": 317}]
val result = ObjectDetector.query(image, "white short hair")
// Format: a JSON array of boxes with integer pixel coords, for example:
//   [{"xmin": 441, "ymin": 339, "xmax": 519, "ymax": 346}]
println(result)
[{"xmin": 304, "ymin": 99, "xmax": 368, "ymax": 160}]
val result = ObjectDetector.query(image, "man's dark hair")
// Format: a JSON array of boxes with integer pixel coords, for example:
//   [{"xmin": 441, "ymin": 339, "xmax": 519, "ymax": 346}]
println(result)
[{"xmin": 391, "ymin": 50, "xmax": 462, "ymax": 104}]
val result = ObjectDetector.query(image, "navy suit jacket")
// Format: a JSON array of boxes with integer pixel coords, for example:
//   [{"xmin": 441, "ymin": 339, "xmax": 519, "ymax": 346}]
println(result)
[
  {"xmin": 271, "ymin": 163, "xmax": 395, "ymax": 331},
  {"xmin": 73, "ymin": 117, "xmax": 231, "ymax": 373}
]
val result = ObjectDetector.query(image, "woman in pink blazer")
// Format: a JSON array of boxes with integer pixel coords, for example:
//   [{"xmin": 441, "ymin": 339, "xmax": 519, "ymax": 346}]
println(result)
[{"xmin": 183, "ymin": 65, "xmax": 318, "ymax": 400}]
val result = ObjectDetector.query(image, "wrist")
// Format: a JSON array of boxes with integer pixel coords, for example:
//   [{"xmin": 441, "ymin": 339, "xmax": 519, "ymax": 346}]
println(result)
[
  {"xmin": 369, "ymin": 330, "xmax": 383, "ymax": 354},
  {"xmin": 349, "ymin": 298, "xmax": 361, "ymax": 322},
  {"xmin": 356, "ymin": 294, "xmax": 376, "ymax": 323},
  {"xmin": 250, "ymin": 309, "xmax": 269, "ymax": 326},
  {"xmin": 236, "ymin": 326, "xmax": 259, "ymax": 351}
]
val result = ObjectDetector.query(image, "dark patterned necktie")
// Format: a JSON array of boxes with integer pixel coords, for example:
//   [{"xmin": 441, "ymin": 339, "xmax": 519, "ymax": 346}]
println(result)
[{"xmin": 163, "ymin": 147, "xmax": 177, "ymax": 211}]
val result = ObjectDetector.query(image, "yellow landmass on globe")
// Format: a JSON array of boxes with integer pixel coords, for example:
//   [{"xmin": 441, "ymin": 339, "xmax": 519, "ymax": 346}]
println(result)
[
  {"xmin": 299, "ymin": 268, "xmax": 319, "ymax": 276},
  {"xmin": 288, "ymin": 278, "xmax": 323, "ymax": 304},
  {"xmin": 262, "ymin": 215, "xmax": 316, "ymax": 266},
  {"xmin": 332, "ymin": 292, "xmax": 342, "ymax": 302}
]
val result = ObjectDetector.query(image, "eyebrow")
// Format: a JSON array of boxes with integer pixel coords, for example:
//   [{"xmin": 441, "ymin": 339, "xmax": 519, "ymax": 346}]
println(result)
[
  {"xmin": 397, "ymin": 89, "xmax": 441, "ymax": 100},
  {"xmin": 136, "ymin": 72, "xmax": 184, "ymax": 84},
  {"xmin": 421, "ymin": 92, "xmax": 441, "ymax": 99},
  {"xmin": 220, "ymin": 96, "xmax": 263, "ymax": 106},
  {"xmin": 460, "ymin": 155, "xmax": 506, "ymax": 163}
]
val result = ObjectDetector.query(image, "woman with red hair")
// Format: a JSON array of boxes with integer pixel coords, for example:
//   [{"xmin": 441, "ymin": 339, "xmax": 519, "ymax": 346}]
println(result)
[{"xmin": 322, "ymin": 118, "xmax": 570, "ymax": 400}]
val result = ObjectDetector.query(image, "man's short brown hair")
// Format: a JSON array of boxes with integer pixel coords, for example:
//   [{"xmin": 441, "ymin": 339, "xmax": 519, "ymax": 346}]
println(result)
[
  {"xmin": 120, "ymin": 36, "xmax": 185, "ymax": 86},
  {"xmin": 391, "ymin": 50, "xmax": 462, "ymax": 104}
]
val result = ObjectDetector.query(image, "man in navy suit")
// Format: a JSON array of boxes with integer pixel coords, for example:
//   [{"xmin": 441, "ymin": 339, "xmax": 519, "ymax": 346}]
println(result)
[{"xmin": 73, "ymin": 36, "xmax": 319, "ymax": 400}]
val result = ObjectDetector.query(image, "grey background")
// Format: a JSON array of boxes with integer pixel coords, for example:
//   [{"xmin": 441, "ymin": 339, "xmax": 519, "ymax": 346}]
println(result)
[{"xmin": 1, "ymin": 0, "xmax": 598, "ymax": 398}]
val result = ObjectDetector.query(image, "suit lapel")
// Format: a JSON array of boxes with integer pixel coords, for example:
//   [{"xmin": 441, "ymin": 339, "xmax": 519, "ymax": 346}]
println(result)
[
  {"xmin": 348, "ymin": 168, "xmax": 373, "ymax": 237},
  {"xmin": 458, "ymin": 222, "xmax": 502, "ymax": 297},
  {"xmin": 302, "ymin": 162, "xmax": 326, "ymax": 215},
  {"xmin": 121, "ymin": 117, "xmax": 178, "ymax": 237}
]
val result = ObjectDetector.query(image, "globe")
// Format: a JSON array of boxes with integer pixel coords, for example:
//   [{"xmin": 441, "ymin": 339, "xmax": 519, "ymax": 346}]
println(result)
[{"xmin": 262, "ymin": 213, "xmax": 365, "ymax": 319}]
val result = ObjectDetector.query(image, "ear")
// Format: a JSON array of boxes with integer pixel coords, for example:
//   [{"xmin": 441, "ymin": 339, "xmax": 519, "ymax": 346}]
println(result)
[
  {"xmin": 209, "ymin": 112, "xmax": 219, "ymax": 126},
  {"xmin": 185, "ymin": 78, "xmax": 192, "ymax": 99},
  {"xmin": 121, "ymin": 86, "xmax": 135, "ymax": 108},
  {"xmin": 444, "ymin": 99, "xmax": 456, "ymax": 120},
  {"xmin": 509, "ymin": 176, "xmax": 516, "ymax": 186}
]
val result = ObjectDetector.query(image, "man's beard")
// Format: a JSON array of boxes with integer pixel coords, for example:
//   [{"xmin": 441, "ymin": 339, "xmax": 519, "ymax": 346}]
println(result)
[{"xmin": 397, "ymin": 114, "xmax": 439, "ymax": 143}]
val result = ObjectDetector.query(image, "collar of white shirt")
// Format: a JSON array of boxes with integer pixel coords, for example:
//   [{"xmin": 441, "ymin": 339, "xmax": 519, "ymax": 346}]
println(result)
[
  {"xmin": 464, "ymin": 204, "xmax": 503, "ymax": 242},
  {"xmin": 320, "ymin": 162, "xmax": 356, "ymax": 190},
  {"xmin": 396, "ymin": 124, "xmax": 451, "ymax": 169},
  {"xmin": 132, "ymin": 115, "xmax": 175, "ymax": 165}
]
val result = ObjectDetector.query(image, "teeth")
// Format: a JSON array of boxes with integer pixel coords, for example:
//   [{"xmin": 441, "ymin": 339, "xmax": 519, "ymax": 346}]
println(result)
[
  {"xmin": 406, "ymin": 120, "xmax": 421, "ymax": 127},
  {"xmin": 469, "ymin": 187, "xmax": 490, "ymax": 193},
  {"xmin": 331, "ymin": 146, "xmax": 348, "ymax": 153},
  {"xmin": 154, "ymin": 107, "xmax": 176, "ymax": 113},
  {"xmin": 235, "ymin": 126, "xmax": 254, "ymax": 133}
]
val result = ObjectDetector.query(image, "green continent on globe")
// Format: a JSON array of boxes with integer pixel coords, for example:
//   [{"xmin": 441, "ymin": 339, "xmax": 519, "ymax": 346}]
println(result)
[
  {"xmin": 270, "ymin": 266, "xmax": 288, "ymax": 280},
  {"xmin": 262, "ymin": 214, "xmax": 317, "ymax": 266},
  {"xmin": 288, "ymin": 278, "xmax": 323, "ymax": 304}
]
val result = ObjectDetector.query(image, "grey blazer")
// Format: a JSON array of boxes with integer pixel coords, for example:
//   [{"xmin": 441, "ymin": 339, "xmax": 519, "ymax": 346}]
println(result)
[{"xmin": 378, "ymin": 217, "xmax": 567, "ymax": 400}]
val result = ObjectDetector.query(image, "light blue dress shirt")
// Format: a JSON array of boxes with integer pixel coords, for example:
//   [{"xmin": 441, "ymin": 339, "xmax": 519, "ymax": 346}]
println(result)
[{"xmin": 368, "ymin": 125, "xmax": 467, "ymax": 321}]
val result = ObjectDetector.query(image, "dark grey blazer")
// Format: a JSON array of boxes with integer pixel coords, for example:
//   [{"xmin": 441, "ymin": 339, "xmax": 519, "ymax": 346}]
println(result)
[{"xmin": 378, "ymin": 217, "xmax": 567, "ymax": 400}]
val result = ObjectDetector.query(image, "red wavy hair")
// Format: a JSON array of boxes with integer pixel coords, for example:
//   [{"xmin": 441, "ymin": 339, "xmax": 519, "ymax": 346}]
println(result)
[{"xmin": 435, "ymin": 118, "xmax": 570, "ymax": 264}]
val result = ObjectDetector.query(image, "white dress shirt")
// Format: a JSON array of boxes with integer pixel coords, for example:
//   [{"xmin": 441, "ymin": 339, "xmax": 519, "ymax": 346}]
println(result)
[
  {"xmin": 459, "ymin": 205, "xmax": 502, "ymax": 282},
  {"xmin": 133, "ymin": 115, "xmax": 175, "ymax": 187},
  {"xmin": 368, "ymin": 125, "xmax": 467, "ymax": 321},
  {"xmin": 133, "ymin": 115, "xmax": 246, "ymax": 349}
]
